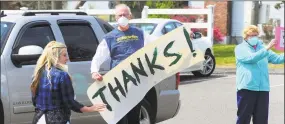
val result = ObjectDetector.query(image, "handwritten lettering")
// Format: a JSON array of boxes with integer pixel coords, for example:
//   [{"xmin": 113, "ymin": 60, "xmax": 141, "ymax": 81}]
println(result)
[{"xmin": 91, "ymin": 28, "xmax": 196, "ymax": 112}]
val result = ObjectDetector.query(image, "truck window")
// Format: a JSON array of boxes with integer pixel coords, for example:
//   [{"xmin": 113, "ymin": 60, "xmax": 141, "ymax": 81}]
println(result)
[
  {"xmin": 58, "ymin": 23, "xmax": 99, "ymax": 62},
  {"xmin": 13, "ymin": 24, "xmax": 55, "ymax": 55},
  {"xmin": 1, "ymin": 21, "xmax": 14, "ymax": 55}
]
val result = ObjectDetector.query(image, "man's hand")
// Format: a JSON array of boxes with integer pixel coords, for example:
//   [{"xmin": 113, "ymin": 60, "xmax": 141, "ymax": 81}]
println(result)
[
  {"xmin": 92, "ymin": 72, "xmax": 103, "ymax": 81},
  {"xmin": 266, "ymin": 39, "xmax": 277, "ymax": 50}
]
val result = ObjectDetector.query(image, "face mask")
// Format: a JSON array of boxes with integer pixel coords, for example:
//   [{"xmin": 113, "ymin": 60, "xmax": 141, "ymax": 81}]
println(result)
[
  {"xmin": 118, "ymin": 16, "xmax": 129, "ymax": 27},
  {"xmin": 248, "ymin": 36, "xmax": 259, "ymax": 46}
]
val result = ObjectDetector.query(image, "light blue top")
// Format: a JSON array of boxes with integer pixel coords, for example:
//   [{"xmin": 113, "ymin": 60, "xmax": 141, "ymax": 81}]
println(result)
[{"xmin": 234, "ymin": 40, "xmax": 284, "ymax": 91}]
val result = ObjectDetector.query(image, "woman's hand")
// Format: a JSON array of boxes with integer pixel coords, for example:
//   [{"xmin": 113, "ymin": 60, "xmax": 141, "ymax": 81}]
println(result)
[
  {"xmin": 81, "ymin": 103, "xmax": 106, "ymax": 112},
  {"xmin": 266, "ymin": 39, "xmax": 277, "ymax": 50},
  {"xmin": 89, "ymin": 103, "xmax": 106, "ymax": 112}
]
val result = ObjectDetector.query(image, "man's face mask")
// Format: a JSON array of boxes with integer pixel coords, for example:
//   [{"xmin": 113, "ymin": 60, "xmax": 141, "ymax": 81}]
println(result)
[
  {"xmin": 248, "ymin": 36, "xmax": 259, "ymax": 46},
  {"xmin": 118, "ymin": 16, "xmax": 129, "ymax": 27}
]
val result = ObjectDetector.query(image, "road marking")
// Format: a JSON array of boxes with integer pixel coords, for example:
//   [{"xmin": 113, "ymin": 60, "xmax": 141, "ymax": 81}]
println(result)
[{"xmin": 271, "ymin": 84, "xmax": 284, "ymax": 88}]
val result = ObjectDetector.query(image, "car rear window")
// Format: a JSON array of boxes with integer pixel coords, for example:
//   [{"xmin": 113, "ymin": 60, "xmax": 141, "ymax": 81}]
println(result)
[{"xmin": 129, "ymin": 23, "xmax": 157, "ymax": 35}]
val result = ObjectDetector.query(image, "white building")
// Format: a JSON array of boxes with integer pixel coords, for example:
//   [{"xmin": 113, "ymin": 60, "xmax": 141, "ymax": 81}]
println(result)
[{"xmin": 231, "ymin": 1, "xmax": 284, "ymax": 44}]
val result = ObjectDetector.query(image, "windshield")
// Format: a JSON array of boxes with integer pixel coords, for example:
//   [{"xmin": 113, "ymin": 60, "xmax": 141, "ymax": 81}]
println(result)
[
  {"xmin": 129, "ymin": 23, "xmax": 157, "ymax": 35},
  {"xmin": 1, "ymin": 21, "xmax": 14, "ymax": 55}
]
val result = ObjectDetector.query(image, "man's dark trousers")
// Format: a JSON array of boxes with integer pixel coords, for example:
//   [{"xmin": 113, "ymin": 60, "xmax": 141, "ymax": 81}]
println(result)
[{"xmin": 236, "ymin": 89, "xmax": 269, "ymax": 124}]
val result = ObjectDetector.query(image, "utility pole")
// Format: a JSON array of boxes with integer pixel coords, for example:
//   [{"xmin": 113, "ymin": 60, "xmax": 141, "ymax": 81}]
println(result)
[
  {"xmin": 37, "ymin": 1, "xmax": 40, "ymax": 9},
  {"xmin": 251, "ymin": 1, "xmax": 261, "ymax": 25},
  {"xmin": 51, "ymin": 1, "xmax": 55, "ymax": 9}
]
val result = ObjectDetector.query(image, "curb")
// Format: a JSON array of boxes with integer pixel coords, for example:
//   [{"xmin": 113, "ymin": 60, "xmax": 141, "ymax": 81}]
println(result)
[{"xmin": 213, "ymin": 68, "xmax": 284, "ymax": 75}]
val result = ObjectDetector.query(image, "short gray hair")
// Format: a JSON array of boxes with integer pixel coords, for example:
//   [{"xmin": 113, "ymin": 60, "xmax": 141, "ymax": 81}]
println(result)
[{"xmin": 115, "ymin": 4, "xmax": 132, "ymax": 15}]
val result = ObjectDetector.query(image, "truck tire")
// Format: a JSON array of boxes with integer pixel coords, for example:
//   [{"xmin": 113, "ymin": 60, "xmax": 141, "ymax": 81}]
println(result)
[
  {"xmin": 117, "ymin": 99, "xmax": 155, "ymax": 124},
  {"xmin": 0, "ymin": 100, "xmax": 3, "ymax": 124},
  {"xmin": 192, "ymin": 52, "xmax": 216, "ymax": 77},
  {"xmin": 139, "ymin": 99, "xmax": 155, "ymax": 124}
]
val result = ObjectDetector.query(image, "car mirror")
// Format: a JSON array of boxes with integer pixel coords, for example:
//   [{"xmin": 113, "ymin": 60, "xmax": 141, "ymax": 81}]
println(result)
[
  {"xmin": 193, "ymin": 32, "xmax": 202, "ymax": 39},
  {"xmin": 11, "ymin": 45, "xmax": 43, "ymax": 68},
  {"xmin": 18, "ymin": 45, "xmax": 43, "ymax": 55},
  {"xmin": 162, "ymin": 28, "xmax": 167, "ymax": 35}
]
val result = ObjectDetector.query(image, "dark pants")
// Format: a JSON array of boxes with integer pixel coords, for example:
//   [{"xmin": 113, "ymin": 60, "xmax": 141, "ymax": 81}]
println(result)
[
  {"xmin": 236, "ymin": 89, "xmax": 269, "ymax": 124},
  {"xmin": 117, "ymin": 103, "xmax": 141, "ymax": 124}
]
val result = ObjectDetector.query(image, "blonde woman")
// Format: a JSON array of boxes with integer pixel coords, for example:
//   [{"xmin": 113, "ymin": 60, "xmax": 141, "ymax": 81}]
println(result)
[
  {"xmin": 31, "ymin": 41, "xmax": 106, "ymax": 124},
  {"xmin": 234, "ymin": 25, "xmax": 284, "ymax": 124}
]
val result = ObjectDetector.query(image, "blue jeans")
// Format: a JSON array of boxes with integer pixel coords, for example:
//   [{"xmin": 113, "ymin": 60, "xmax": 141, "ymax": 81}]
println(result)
[{"xmin": 236, "ymin": 89, "xmax": 269, "ymax": 124}]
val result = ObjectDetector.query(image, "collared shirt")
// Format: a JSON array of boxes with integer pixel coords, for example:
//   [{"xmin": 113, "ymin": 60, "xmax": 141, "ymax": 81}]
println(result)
[
  {"xmin": 33, "ymin": 67, "xmax": 84, "ymax": 113},
  {"xmin": 90, "ymin": 27, "xmax": 154, "ymax": 73}
]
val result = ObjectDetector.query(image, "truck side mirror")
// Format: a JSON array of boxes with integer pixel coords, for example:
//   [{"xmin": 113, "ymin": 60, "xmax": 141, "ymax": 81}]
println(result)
[{"xmin": 11, "ymin": 45, "xmax": 43, "ymax": 68}]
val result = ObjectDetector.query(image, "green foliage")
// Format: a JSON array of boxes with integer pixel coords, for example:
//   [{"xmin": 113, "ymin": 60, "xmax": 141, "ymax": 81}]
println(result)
[
  {"xmin": 274, "ymin": 1, "xmax": 284, "ymax": 10},
  {"xmin": 0, "ymin": 1, "xmax": 64, "ymax": 10},
  {"xmin": 213, "ymin": 44, "xmax": 283, "ymax": 68},
  {"xmin": 146, "ymin": 0, "xmax": 176, "ymax": 18},
  {"xmin": 117, "ymin": 1, "xmax": 187, "ymax": 18},
  {"xmin": 118, "ymin": 1, "xmax": 146, "ymax": 18}
]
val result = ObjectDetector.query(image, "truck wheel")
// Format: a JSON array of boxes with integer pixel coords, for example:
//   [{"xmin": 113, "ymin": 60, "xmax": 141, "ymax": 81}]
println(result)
[
  {"xmin": 0, "ymin": 100, "xmax": 3, "ymax": 124},
  {"xmin": 192, "ymin": 52, "xmax": 216, "ymax": 77},
  {"xmin": 139, "ymin": 99, "xmax": 155, "ymax": 124},
  {"xmin": 117, "ymin": 99, "xmax": 155, "ymax": 124}
]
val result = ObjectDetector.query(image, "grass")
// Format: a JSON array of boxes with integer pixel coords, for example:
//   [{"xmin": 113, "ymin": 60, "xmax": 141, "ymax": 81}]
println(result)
[{"xmin": 213, "ymin": 44, "xmax": 284, "ymax": 69}]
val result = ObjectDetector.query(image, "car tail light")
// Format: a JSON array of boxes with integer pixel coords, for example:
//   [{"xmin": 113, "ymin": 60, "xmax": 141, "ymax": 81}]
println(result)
[{"xmin": 175, "ymin": 73, "xmax": 180, "ymax": 89}]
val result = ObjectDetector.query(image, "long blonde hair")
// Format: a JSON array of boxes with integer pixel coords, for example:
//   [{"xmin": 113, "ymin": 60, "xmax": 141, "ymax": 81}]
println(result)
[{"xmin": 31, "ymin": 41, "xmax": 68, "ymax": 95}]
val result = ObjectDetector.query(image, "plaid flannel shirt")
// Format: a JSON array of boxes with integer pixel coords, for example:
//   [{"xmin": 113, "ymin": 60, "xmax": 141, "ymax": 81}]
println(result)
[{"xmin": 32, "ymin": 67, "xmax": 84, "ymax": 113}]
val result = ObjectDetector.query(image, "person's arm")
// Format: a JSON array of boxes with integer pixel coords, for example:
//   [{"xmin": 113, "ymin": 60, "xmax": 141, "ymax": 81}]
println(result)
[
  {"xmin": 235, "ymin": 39, "xmax": 277, "ymax": 64},
  {"xmin": 60, "ymin": 72, "xmax": 106, "ymax": 112},
  {"xmin": 268, "ymin": 50, "xmax": 284, "ymax": 64},
  {"xmin": 235, "ymin": 46, "xmax": 269, "ymax": 64},
  {"xmin": 60, "ymin": 72, "xmax": 84, "ymax": 113},
  {"xmin": 91, "ymin": 39, "xmax": 111, "ymax": 73}
]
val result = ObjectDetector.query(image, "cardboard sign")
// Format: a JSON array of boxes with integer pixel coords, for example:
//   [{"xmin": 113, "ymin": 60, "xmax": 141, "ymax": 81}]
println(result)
[
  {"xmin": 87, "ymin": 25, "xmax": 205, "ymax": 124},
  {"xmin": 275, "ymin": 27, "xmax": 284, "ymax": 51}
]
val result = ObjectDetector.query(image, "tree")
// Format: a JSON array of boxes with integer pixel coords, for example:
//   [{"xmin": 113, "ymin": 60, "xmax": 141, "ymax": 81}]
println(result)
[
  {"xmin": 0, "ymin": 1, "xmax": 64, "ymax": 10},
  {"xmin": 0, "ymin": 1, "xmax": 22, "ymax": 10},
  {"xmin": 75, "ymin": 1, "xmax": 86, "ymax": 9},
  {"xmin": 111, "ymin": 1, "xmax": 188, "ymax": 18},
  {"xmin": 118, "ymin": 1, "xmax": 146, "ymax": 18},
  {"xmin": 146, "ymin": 0, "xmax": 176, "ymax": 18},
  {"xmin": 275, "ymin": 1, "xmax": 285, "ymax": 10}
]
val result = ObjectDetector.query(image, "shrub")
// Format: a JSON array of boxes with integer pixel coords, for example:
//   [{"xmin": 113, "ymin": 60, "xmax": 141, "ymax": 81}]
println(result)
[{"xmin": 213, "ymin": 27, "xmax": 224, "ymax": 42}]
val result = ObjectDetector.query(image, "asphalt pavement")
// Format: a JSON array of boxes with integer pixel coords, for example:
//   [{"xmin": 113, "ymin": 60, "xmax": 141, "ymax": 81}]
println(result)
[{"xmin": 158, "ymin": 74, "xmax": 284, "ymax": 124}]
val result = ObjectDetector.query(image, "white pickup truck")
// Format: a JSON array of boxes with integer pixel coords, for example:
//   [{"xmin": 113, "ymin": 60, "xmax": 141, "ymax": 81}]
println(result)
[{"xmin": 0, "ymin": 10, "xmax": 180, "ymax": 124}]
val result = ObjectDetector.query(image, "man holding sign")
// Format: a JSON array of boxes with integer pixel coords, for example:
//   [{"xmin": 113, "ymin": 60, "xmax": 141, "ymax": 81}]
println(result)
[
  {"xmin": 89, "ymin": 3, "xmax": 202, "ymax": 124},
  {"xmin": 90, "ymin": 4, "xmax": 151, "ymax": 124}
]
